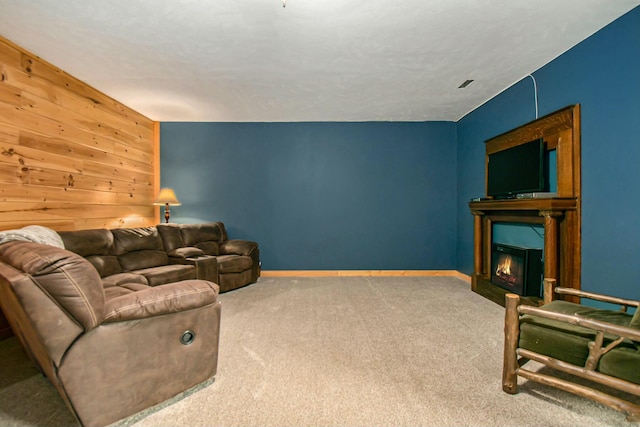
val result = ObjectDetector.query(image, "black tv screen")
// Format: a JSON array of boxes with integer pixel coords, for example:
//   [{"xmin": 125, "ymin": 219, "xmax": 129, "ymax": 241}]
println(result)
[{"xmin": 487, "ymin": 138, "xmax": 547, "ymax": 198}]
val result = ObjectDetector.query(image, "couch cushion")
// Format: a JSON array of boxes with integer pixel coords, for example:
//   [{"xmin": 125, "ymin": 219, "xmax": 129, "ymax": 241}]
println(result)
[
  {"xmin": 59, "ymin": 229, "xmax": 121, "ymax": 278},
  {"xmin": 102, "ymin": 273, "xmax": 149, "ymax": 288},
  {"xmin": 112, "ymin": 227, "xmax": 169, "ymax": 271},
  {"xmin": 598, "ymin": 346, "xmax": 640, "ymax": 384},
  {"xmin": 519, "ymin": 300, "xmax": 634, "ymax": 367},
  {"xmin": 112, "ymin": 227, "xmax": 164, "ymax": 253},
  {"xmin": 156, "ymin": 224, "xmax": 185, "ymax": 254},
  {"xmin": 180, "ymin": 223, "xmax": 223, "ymax": 255},
  {"xmin": 59, "ymin": 229, "xmax": 114, "ymax": 256},
  {"xmin": 118, "ymin": 250, "xmax": 169, "ymax": 272},
  {"xmin": 86, "ymin": 255, "xmax": 122, "ymax": 278}
]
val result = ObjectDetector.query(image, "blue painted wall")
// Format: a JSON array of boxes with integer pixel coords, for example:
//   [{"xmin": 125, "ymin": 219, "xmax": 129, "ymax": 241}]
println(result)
[
  {"xmin": 160, "ymin": 122, "xmax": 457, "ymax": 270},
  {"xmin": 457, "ymin": 6, "xmax": 640, "ymax": 299},
  {"xmin": 456, "ymin": 77, "xmax": 540, "ymax": 279},
  {"xmin": 161, "ymin": 6, "xmax": 640, "ymax": 299}
]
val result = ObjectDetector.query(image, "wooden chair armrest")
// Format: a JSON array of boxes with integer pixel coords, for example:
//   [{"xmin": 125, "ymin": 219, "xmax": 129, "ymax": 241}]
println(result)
[
  {"xmin": 554, "ymin": 287, "xmax": 640, "ymax": 312},
  {"xmin": 518, "ymin": 304, "xmax": 640, "ymax": 342}
]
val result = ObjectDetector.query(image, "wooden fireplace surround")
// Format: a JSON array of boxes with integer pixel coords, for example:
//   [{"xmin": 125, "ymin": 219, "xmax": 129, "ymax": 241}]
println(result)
[{"xmin": 469, "ymin": 105, "xmax": 581, "ymax": 306}]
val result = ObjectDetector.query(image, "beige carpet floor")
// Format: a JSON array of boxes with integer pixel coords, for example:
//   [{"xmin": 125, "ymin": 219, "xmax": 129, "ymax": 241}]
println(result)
[{"xmin": 0, "ymin": 276, "xmax": 636, "ymax": 426}]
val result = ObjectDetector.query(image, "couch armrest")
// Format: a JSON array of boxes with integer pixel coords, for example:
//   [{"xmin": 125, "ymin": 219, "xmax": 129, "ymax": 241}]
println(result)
[
  {"xmin": 220, "ymin": 239, "xmax": 258, "ymax": 257},
  {"xmin": 103, "ymin": 279, "xmax": 219, "ymax": 323},
  {"xmin": 167, "ymin": 247, "xmax": 206, "ymax": 259},
  {"xmin": 220, "ymin": 239, "xmax": 260, "ymax": 282}
]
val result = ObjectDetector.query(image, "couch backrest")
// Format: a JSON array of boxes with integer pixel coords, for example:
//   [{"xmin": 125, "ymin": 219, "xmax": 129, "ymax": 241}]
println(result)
[
  {"xmin": 58, "ymin": 229, "xmax": 122, "ymax": 278},
  {"xmin": 178, "ymin": 222, "xmax": 228, "ymax": 256},
  {"xmin": 0, "ymin": 241, "xmax": 105, "ymax": 331},
  {"xmin": 156, "ymin": 223, "xmax": 185, "ymax": 255},
  {"xmin": 112, "ymin": 227, "xmax": 169, "ymax": 271}
]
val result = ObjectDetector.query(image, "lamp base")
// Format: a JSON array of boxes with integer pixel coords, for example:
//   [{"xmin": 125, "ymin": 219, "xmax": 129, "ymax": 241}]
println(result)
[{"xmin": 164, "ymin": 204, "xmax": 171, "ymax": 223}]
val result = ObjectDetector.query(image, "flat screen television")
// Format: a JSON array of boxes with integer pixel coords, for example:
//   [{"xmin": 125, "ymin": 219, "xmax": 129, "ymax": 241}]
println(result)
[{"xmin": 487, "ymin": 138, "xmax": 548, "ymax": 198}]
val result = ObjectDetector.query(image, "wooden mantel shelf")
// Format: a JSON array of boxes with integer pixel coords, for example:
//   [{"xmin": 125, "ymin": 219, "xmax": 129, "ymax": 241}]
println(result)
[
  {"xmin": 469, "ymin": 197, "xmax": 577, "ymax": 213},
  {"xmin": 470, "ymin": 105, "xmax": 581, "ymax": 307}
]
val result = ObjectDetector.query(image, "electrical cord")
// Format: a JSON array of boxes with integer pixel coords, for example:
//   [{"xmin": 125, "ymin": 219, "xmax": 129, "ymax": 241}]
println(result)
[{"xmin": 528, "ymin": 74, "xmax": 539, "ymax": 119}]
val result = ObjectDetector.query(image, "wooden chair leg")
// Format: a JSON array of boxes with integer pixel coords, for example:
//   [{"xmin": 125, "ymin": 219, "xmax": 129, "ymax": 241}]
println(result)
[
  {"xmin": 543, "ymin": 278, "xmax": 556, "ymax": 305},
  {"xmin": 503, "ymin": 293, "xmax": 521, "ymax": 394}
]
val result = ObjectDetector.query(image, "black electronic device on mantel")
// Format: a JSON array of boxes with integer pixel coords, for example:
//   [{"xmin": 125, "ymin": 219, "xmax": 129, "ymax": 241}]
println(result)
[{"xmin": 486, "ymin": 138, "xmax": 548, "ymax": 199}]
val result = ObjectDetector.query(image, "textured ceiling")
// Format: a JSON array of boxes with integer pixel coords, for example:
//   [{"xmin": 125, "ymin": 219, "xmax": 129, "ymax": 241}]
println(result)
[{"xmin": 0, "ymin": 0, "xmax": 639, "ymax": 122}]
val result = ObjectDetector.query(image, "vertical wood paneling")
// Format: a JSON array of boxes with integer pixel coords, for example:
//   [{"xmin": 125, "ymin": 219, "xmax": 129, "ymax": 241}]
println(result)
[{"xmin": 0, "ymin": 35, "xmax": 158, "ymax": 231}]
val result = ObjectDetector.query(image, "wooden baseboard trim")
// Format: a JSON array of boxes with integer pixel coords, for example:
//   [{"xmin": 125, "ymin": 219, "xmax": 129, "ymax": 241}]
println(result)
[{"xmin": 262, "ymin": 270, "xmax": 472, "ymax": 282}]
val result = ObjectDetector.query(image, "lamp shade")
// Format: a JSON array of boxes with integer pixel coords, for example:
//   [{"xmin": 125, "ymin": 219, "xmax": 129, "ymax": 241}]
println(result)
[{"xmin": 153, "ymin": 188, "xmax": 181, "ymax": 206}]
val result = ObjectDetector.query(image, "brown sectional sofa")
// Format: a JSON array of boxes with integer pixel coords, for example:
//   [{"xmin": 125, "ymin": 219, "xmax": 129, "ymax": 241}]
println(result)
[
  {"xmin": 0, "ymin": 222, "xmax": 259, "ymax": 426},
  {"xmin": 59, "ymin": 221, "xmax": 260, "ymax": 293}
]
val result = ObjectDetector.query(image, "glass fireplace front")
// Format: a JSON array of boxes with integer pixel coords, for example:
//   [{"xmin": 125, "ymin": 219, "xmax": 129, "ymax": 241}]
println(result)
[{"xmin": 491, "ymin": 243, "xmax": 543, "ymax": 297}]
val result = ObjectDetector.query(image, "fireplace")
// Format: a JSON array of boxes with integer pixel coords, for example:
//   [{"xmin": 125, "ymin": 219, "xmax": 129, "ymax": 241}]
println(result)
[{"xmin": 491, "ymin": 243, "xmax": 543, "ymax": 297}]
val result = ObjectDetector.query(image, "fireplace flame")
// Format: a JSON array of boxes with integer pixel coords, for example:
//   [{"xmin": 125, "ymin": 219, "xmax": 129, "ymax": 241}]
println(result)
[{"xmin": 496, "ymin": 256, "xmax": 512, "ymax": 277}]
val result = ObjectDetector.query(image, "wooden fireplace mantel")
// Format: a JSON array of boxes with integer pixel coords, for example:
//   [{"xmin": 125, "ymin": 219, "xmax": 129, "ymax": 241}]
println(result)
[
  {"xmin": 470, "ymin": 197, "xmax": 578, "ymax": 306},
  {"xmin": 469, "ymin": 105, "xmax": 581, "ymax": 306}
]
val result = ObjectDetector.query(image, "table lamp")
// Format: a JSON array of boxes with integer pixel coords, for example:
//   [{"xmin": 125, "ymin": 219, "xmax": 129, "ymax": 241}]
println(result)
[{"xmin": 153, "ymin": 188, "xmax": 181, "ymax": 223}]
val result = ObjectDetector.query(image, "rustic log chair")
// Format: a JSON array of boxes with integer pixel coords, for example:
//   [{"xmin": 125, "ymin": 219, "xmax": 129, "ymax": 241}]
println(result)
[{"xmin": 503, "ymin": 279, "xmax": 640, "ymax": 421}]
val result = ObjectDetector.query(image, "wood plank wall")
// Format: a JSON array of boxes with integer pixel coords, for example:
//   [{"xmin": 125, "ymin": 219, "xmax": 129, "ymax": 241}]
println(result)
[
  {"xmin": 0, "ymin": 35, "xmax": 160, "ymax": 339},
  {"xmin": 0, "ymin": 35, "xmax": 159, "ymax": 231}
]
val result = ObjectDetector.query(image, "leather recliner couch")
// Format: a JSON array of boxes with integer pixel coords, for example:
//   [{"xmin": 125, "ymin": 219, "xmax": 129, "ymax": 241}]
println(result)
[
  {"xmin": 58, "ymin": 226, "xmax": 200, "ymax": 287},
  {"xmin": 0, "ymin": 240, "xmax": 221, "ymax": 427},
  {"xmin": 59, "ymin": 222, "xmax": 260, "ymax": 293},
  {"xmin": 157, "ymin": 222, "xmax": 260, "ymax": 292}
]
